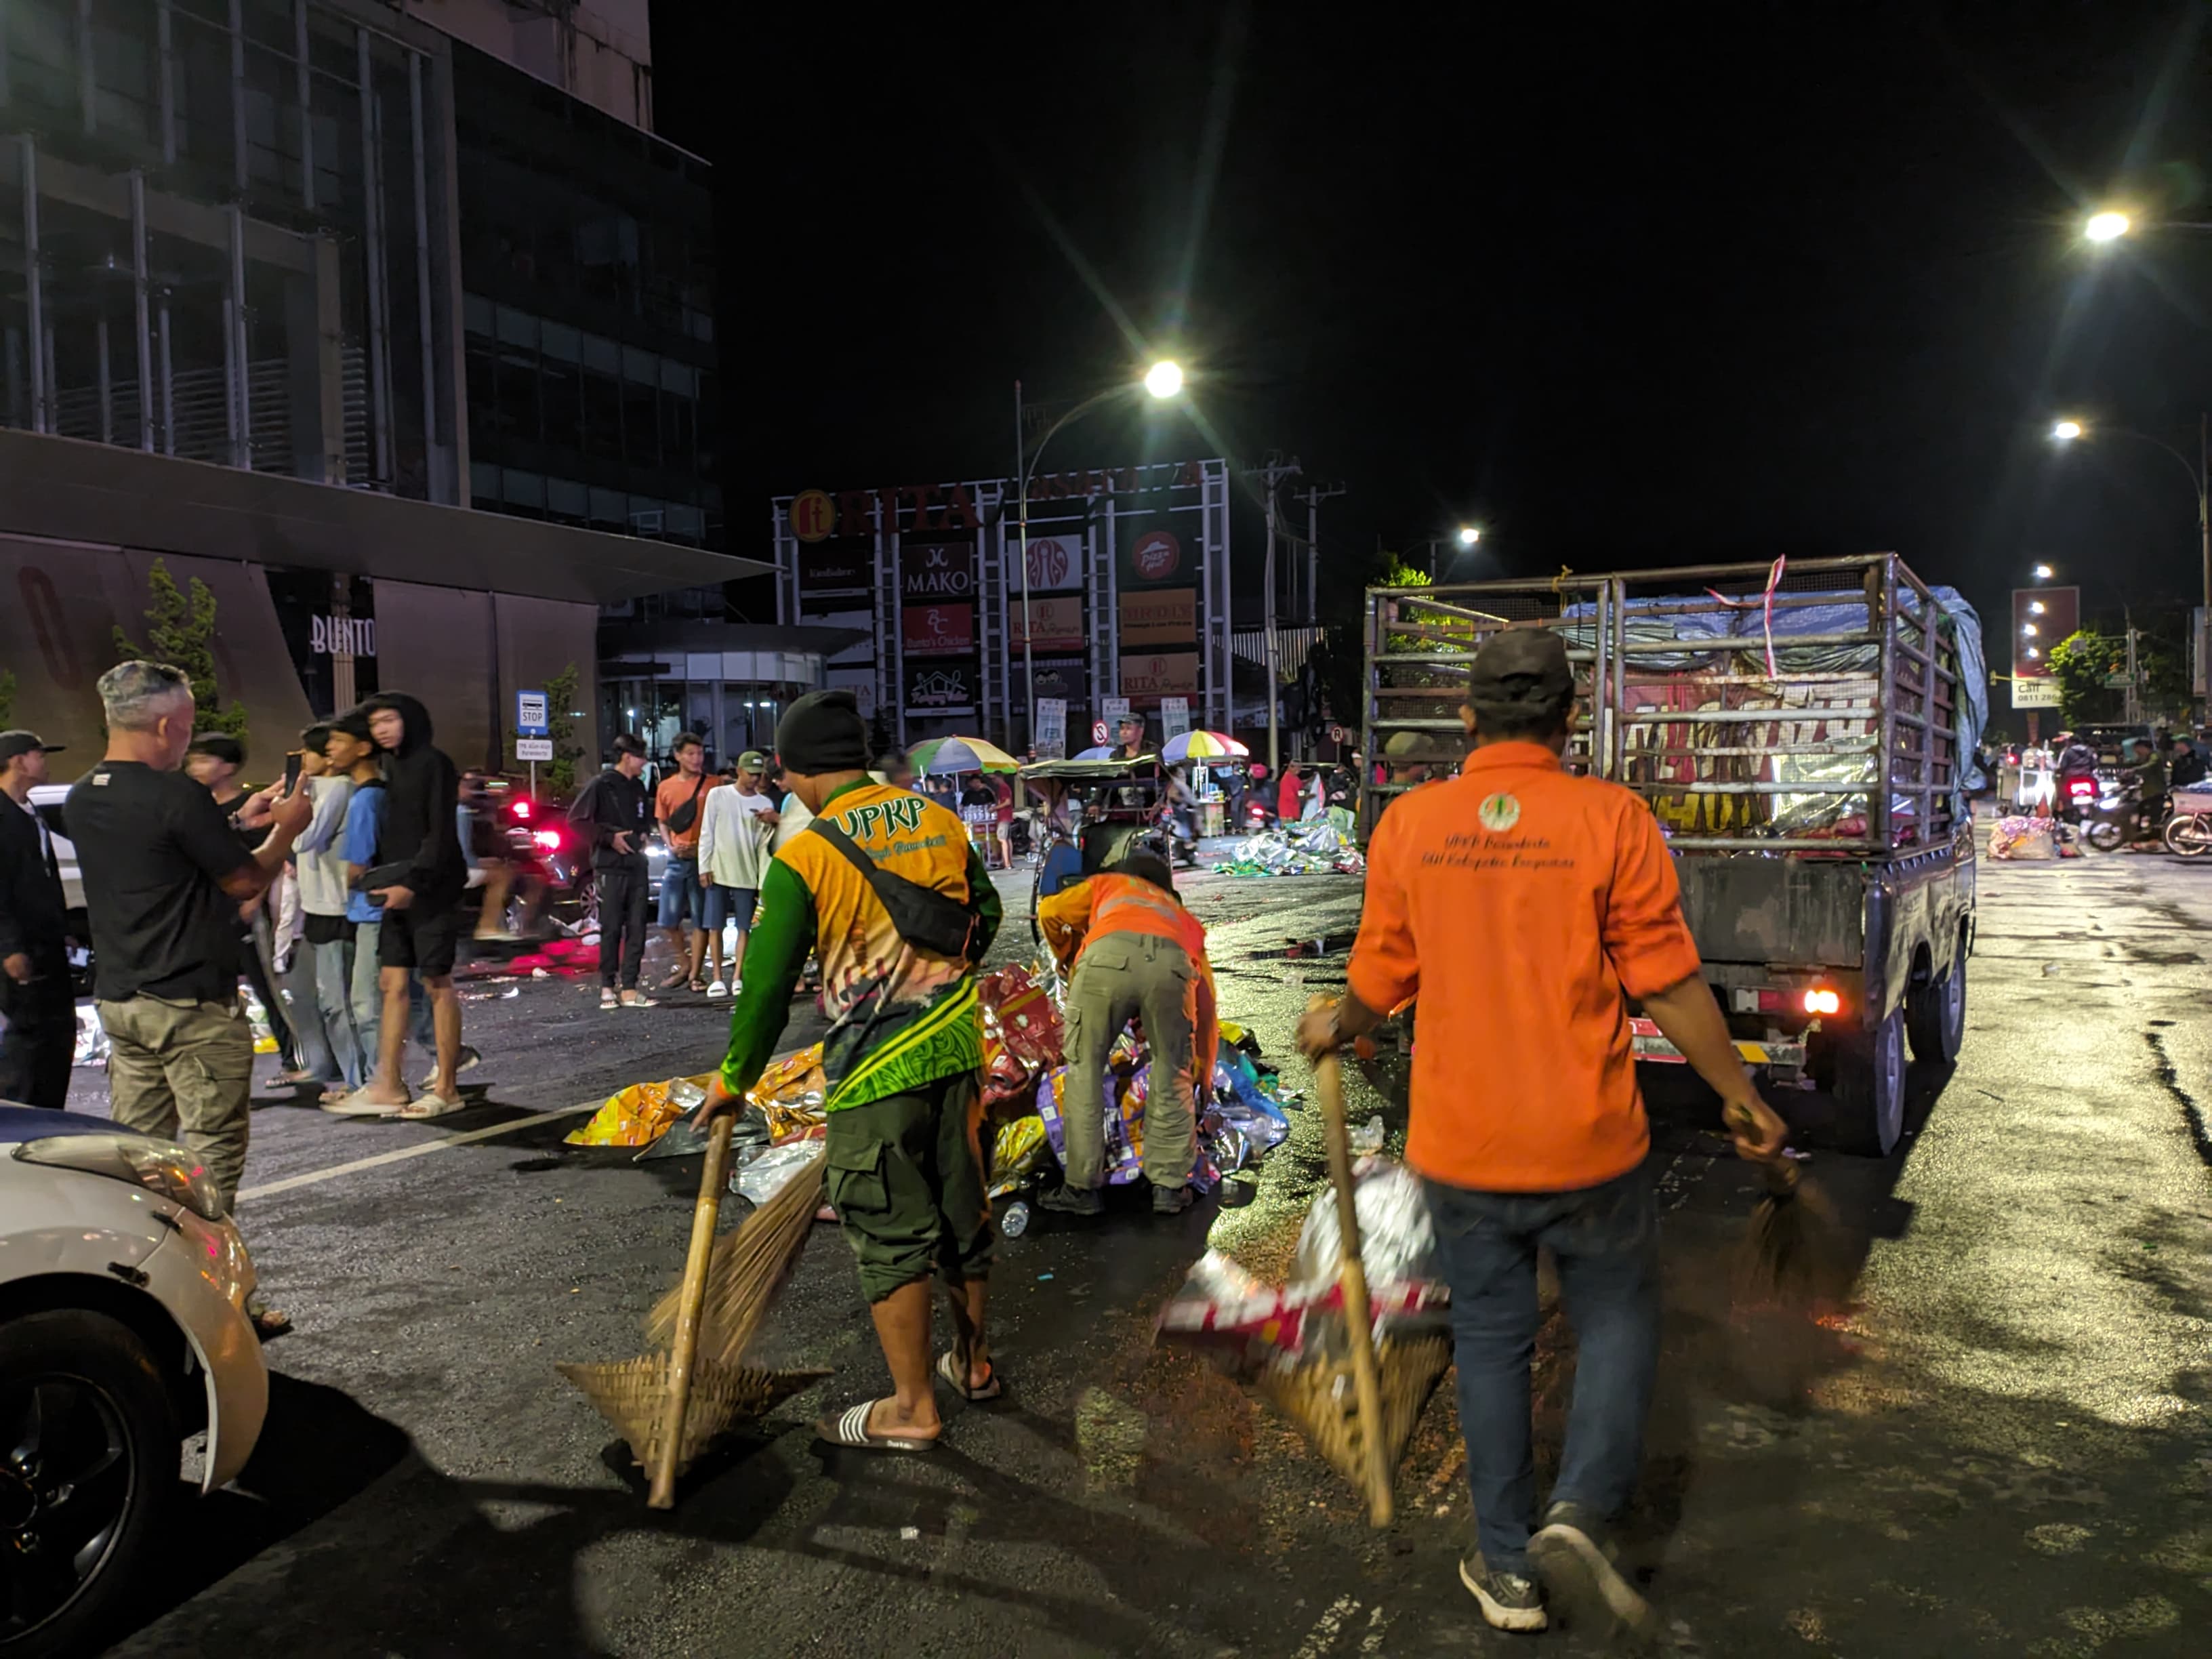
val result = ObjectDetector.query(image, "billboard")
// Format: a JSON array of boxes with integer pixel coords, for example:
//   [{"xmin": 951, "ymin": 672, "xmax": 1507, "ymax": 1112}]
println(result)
[
  {"xmin": 2012, "ymin": 584, "xmax": 2077, "ymax": 680},
  {"xmin": 774, "ymin": 459, "xmax": 1230, "ymax": 746},
  {"xmin": 1009, "ymin": 594, "xmax": 1086, "ymax": 652},
  {"xmin": 1119, "ymin": 587, "xmax": 1197, "ymax": 649},
  {"xmin": 901, "ymin": 602, "xmax": 975, "ymax": 656}
]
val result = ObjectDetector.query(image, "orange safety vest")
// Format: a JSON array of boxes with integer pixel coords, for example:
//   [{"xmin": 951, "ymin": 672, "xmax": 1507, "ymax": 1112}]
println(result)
[{"xmin": 1083, "ymin": 872, "xmax": 1207, "ymax": 965}]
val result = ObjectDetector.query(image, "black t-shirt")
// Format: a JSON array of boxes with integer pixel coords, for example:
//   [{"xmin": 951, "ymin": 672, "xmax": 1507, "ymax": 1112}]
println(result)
[{"xmin": 65, "ymin": 761, "xmax": 257, "ymax": 1004}]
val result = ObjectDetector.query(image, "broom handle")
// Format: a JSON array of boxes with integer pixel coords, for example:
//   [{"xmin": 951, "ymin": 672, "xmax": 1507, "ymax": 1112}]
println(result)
[
  {"xmin": 647, "ymin": 1113, "xmax": 735, "ymax": 1509},
  {"xmin": 1314, "ymin": 1044, "xmax": 1394, "ymax": 1526}
]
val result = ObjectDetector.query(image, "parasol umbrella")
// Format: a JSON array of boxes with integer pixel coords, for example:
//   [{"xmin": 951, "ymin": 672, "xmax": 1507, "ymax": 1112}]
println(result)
[
  {"xmin": 1069, "ymin": 745, "xmax": 1121, "ymax": 761},
  {"xmin": 1160, "ymin": 729, "xmax": 1249, "ymax": 763},
  {"xmin": 907, "ymin": 736, "xmax": 1019, "ymax": 776}
]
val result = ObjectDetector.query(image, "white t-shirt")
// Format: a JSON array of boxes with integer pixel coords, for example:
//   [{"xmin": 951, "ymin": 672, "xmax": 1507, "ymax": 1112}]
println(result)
[
  {"xmin": 772, "ymin": 790, "xmax": 813, "ymax": 855},
  {"xmin": 698, "ymin": 783, "xmax": 777, "ymax": 890}
]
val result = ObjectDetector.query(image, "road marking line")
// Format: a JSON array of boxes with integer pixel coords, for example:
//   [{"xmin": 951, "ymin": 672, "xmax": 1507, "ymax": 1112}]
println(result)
[
  {"xmin": 236, "ymin": 1101, "xmax": 599, "ymax": 1201},
  {"xmin": 1292, "ymin": 1595, "xmax": 1360, "ymax": 1659}
]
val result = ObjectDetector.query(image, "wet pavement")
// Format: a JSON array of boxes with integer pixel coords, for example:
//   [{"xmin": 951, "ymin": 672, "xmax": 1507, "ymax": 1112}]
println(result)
[{"xmin": 83, "ymin": 846, "xmax": 2212, "ymax": 1657}]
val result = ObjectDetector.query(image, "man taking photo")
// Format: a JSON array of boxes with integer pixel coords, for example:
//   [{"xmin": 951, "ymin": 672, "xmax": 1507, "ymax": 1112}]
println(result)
[
  {"xmin": 0, "ymin": 729, "xmax": 73, "ymax": 1108},
  {"xmin": 572, "ymin": 733, "xmax": 655, "ymax": 1008},
  {"xmin": 1298, "ymin": 630, "xmax": 1787, "ymax": 1640},
  {"xmin": 697, "ymin": 748, "xmax": 779, "ymax": 997},
  {"xmin": 67, "ymin": 661, "xmax": 312, "ymax": 1332}
]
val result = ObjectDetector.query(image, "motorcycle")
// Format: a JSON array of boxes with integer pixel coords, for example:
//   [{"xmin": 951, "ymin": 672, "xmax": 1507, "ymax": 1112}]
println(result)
[
  {"xmin": 2079, "ymin": 779, "xmax": 2160, "ymax": 854},
  {"xmin": 2164, "ymin": 793, "xmax": 2212, "ymax": 859}
]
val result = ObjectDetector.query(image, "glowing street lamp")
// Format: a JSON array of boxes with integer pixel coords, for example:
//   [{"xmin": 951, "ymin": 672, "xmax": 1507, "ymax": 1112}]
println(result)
[
  {"xmin": 2032, "ymin": 565, "xmax": 2054, "ymax": 580},
  {"xmin": 2084, "ymin": 211, "xmax": 2131, "ymax": 243},
  {"xmin": 2026, "ymin": 647, "xmax": 2041, "ymax": 660},
  {"xmin": 2051, "ymin": 420, "xmax": 2084, "ymax": 442},
  {"xmin": 2022, "ymin": 623, "xmax": 2038, "ymax": 637},
  {"xmin": 2029, "ymin": 600, "xmax": 2045, "ymax": 615},
  {"xmin": 1143, "ymin": 359, "xmax": 1184, "ymax": 400},
  {"xmin": 1456, "ymin": 525, "xmax": 1482, "ymax": 547}
]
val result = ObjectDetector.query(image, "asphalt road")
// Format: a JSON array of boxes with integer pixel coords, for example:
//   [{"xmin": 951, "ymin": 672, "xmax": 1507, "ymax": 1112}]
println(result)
[{"xmin": 85, "ymin": 844, "xmax": 2212, "ymax": 1658}]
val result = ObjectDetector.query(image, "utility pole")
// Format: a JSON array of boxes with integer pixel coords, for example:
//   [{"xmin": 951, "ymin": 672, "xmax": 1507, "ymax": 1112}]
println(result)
[
  {"xmin": 2125, "ymin": 612, "xmax": 2142, "ymax": 726},
  {"xmin": 1244, "ymin": 454, "xmax": 1302, "ymax": 779},
  {"xmin": 1294, "ymin": 480, "xmax": 1347, "ymax": 628}
]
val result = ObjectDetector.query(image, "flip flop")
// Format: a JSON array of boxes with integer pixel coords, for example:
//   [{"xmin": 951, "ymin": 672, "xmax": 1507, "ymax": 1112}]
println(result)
[
  {"xmin": 936, "ymin": 1351, "xmax": 1004, "ymax": 1403},
  {"xmin": 814, "ymin": 1401, "xmax": 939, "ymax": 1453}
]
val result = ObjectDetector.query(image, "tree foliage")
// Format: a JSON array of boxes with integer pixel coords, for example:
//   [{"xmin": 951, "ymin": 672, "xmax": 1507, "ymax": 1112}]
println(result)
[{"xmin": 112, "ymin": 558, "xmax": 249, "ymax": 743}]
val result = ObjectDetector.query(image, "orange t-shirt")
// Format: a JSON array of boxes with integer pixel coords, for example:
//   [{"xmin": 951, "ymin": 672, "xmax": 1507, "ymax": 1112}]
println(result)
[
  {"xmin": 654, "ymin": 771, "xmax": 721, "ymax": 856},
  {"xmin": 1348, "ymin": 741, "xmax": 1703, "ymax": 1193}
]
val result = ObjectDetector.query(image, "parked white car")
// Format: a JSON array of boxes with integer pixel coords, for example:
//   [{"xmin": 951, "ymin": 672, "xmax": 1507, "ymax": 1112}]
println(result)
[{"xmin": 0, "ymin": 1105, "xmax": 267, "ymax": 1659}]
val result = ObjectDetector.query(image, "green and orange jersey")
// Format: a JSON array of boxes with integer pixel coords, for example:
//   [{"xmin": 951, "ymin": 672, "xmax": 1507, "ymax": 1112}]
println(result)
[{"xmin": 718, "ymin": 780, "xmax": 1002, "ymax": 1110}]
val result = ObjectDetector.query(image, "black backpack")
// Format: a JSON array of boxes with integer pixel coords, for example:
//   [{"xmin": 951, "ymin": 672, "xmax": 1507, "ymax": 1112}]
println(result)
[{"xmin": 808, "ymin": 819, "xmax": 979, "ymax": 960}]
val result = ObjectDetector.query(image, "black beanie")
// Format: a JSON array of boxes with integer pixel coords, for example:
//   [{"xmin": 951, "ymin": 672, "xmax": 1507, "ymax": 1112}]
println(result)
[{"xmin": 776, "ymin": 690, "xmax": 871, "ymax": 774}]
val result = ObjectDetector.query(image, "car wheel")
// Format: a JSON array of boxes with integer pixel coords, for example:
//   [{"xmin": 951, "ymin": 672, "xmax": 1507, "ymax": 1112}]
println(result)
[
  {"xmin": 1831, "ymin": 1007, "xmax": 1908, "ymax": 1157},
  {"xmin": 1906, "ymin": 945, "xmax": 1966, "ymax": 1065},
  {"xmin": 0, "ymin": 1309, "xmax": 178, "ymax": 1659}
]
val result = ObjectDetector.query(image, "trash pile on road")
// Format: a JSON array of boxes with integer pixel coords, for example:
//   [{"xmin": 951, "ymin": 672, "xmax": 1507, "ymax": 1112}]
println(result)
[
  {"xmin": 1155, "ymin": 1155, "xmax": 1451, "ymax": 1369},
  {"xmin": 1212, "ymin": 819, "xmax": 1367, "ymax": 878},
  {"xmin": 1988, "ymin": 814, "xmax": 2061, "ymax": 861},
  {"xmin": 979, "ymin": 968, "xmax": 1298, "ymax": 1235}
]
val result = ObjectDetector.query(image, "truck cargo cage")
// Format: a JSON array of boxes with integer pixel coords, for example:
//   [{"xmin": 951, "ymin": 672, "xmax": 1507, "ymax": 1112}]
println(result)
[{"xmin": 1359, "ymin": 554, "xmax": 1971, "ymax": 855}]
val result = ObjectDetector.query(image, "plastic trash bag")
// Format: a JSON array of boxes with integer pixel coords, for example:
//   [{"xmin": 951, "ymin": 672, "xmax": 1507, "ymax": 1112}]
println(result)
[
  {"xmin": 566, "ymin": 1073, "xmax": 720, "ymax": 1147},
  {"xmin": 1290, "ymin": 1155, "xmax": 1438, "ymax": 1295}
]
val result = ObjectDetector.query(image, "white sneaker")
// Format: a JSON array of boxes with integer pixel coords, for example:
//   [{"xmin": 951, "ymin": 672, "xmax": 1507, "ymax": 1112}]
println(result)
[{"xmin": 705, "ymin": 979, "xmax": 729, "ymax": 999}]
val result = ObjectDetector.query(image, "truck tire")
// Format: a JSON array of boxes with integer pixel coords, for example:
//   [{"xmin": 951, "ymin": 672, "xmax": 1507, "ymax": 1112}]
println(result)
[
  {"xmin": 1832, "ymin": 1007, "xmax": 1908, "ymax": 1157},
  {"xmin": 1906, "ymin": 947, "xmax": 1966, "ymax": 1066}
]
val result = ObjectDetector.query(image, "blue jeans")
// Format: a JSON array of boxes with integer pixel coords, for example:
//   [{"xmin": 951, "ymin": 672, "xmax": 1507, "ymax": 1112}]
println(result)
[{"xmin": 1424, "ymin": 1164, "xmax": 1660, "ymax": 1574}]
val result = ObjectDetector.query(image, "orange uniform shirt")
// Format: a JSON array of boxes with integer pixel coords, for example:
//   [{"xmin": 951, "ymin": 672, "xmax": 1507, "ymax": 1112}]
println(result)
[
  {"xmin": 1038, "ymin": 873, "xmax": 1220, "ymax": 1083},
  {"xmin": 1348, "ymin": 741, "xmax": 1703, "ymax": 1193}
]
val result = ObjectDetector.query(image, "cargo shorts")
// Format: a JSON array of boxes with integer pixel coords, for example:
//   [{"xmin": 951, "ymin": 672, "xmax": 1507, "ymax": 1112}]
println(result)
[{"xmin": 823, "ymin": 1071, "xmax": 993, "ymax": 1304}]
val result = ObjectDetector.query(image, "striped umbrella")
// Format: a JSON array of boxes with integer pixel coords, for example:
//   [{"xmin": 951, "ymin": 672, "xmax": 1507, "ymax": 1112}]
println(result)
[
  {"xmin": 1160, "ymin": 729, "xmax": 1249, "ymax": 762},
  {"xmin": 907, "ymin": 736, "xmax": 1019, "ymax": 776}
]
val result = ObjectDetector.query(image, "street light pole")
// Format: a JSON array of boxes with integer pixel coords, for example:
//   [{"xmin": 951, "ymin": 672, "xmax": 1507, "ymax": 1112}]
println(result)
[
  {"xmin": 2051, "ymin": 416, "xmax": 2212, "ymax": 697},
  {"xmin": 1014, "ymin": 365, "xmax": 1185, "ymax": 753}
]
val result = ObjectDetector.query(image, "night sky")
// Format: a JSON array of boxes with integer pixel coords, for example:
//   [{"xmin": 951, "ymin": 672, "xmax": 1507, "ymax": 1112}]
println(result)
[{"xmin": 656, "ymin": 2, "xmax": 2212, "ymax": 671}]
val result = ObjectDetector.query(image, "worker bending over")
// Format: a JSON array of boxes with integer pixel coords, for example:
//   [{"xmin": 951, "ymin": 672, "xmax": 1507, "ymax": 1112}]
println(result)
[{"xmin": 1036, "ymin": 851, "xmax": 1217, "ymax": 1216}]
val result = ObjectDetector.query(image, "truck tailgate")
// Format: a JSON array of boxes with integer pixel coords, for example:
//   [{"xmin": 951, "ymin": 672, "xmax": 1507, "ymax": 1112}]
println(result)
[{"xmin": 1675, "ymin": 855, "xmax": 1864, "ymax": 968}]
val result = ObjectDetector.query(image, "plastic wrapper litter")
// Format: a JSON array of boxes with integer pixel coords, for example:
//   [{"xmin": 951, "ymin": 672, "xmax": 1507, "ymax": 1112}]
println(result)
[
  {"xmin": 979, "ymin": 964, "xmax": 1065, "ymax": 1108},
  {"xmin": 731, "ymin": 1138, "xmax": 825, "ymax": 1206},
  {"xmin": 1034, "ymin": 1063, "xmax": 1218, "ymax": 1192},
  {"xmin": 1158, "ymin": 1154, "xmax": 1450, "ymax": 1366},
  {"xmin": 987, "ymin": 1113, "xmax": 1052, "ymax": 1198},
  {"xmin": 565, "ymin": 1073, "xmax": 721, "ymax": 1147},
  {"xmin": 1214, "ymin": 821, "xmax": 1366, "ymax": 878}
]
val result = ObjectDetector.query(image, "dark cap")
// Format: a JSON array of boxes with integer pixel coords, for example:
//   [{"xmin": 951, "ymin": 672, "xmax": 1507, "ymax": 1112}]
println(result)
[
  {"xmin": 776, "ymin": 689, "xmax": 871, "ymax": 775},
  {"xmin": 1467, "ymin": 630, "xmax": 1573, "ymax": 705},
  {"xmin": 0, "ymin": 731, "xmax": 62, "ymax": 764}
]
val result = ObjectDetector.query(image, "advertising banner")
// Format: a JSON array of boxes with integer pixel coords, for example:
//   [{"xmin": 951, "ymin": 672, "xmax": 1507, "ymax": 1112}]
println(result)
[
  {"xmin": 901, "ymin": 541, "xmax": 977, "ymax": 602},
  {"xmin": 1119, "ymin": 586, "xmax": 1197, "ymax": 648},
  {"xmin": 1115, "ymin": 515, "xmax": 1189, "ymax": 589},
  {"xmin": 902, "ymin": 658, "xmax": 979, "ymax": 712},
  {"xmin": 1009, "ymin": 594, "xmax": 1086, "ymax": 652},
  {"xmin": 1006, "ymin": 531, "xmax": 1086, "ymax": 595},
  {"xmin": 1029, "ymin": 656, "xmax": 1089, "ymax": 706},
  {"xmin": 1101, "ymin": 695, "xmax": 1133, "ymax": 738},
  {"xmin": 1119, "ymin": 652, "xmax": 1201, "ymax": 709},
  {"xmin": 798, "ymin": 538, "xmax": 873, "ymax": 594},
  {"xmin": 1035, "ymin": 698, "xmax": 1068, "ymax": 759},
  {"xmin": 1160, "ymin": 697, "xmax": 1191, "ymax": 739},
  {"xmin": 901, "ymin": 602, "xmax": 975, "ymax": 656}
]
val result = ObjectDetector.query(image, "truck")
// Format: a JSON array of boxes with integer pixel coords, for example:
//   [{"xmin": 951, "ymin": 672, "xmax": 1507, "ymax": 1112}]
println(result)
[{"xmin": 1358, "ymin": 553, "xmax": 1984, "ymax": 1155}]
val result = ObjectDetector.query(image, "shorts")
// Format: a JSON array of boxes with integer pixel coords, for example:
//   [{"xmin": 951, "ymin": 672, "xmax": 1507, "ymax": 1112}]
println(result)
[
  {"xmin": 705, "ymin": 884, "xmax": 757, "ymax": 933},
  {"xmin": 823, "ymin": 1071, "xmax": 993, "ymax": 1303},
  {"xmin": 376, "ymin": 901, "xmax": 464, "ymax": 977},
  {"xmin": 657, "ymin": 857, "xmax": 703, "ymax": 928}
]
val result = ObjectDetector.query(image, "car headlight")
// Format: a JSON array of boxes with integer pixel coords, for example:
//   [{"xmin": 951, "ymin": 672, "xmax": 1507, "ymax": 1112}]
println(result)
[{"xmin": 13, "ymin": 1132, "xmax": 228, "ymax": 1221}]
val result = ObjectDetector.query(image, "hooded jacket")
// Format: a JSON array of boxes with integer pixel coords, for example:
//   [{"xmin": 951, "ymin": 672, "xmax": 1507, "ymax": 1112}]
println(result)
[{"xmin": 365, "ymin": 693, "xmax": 465, "ymax": 903}]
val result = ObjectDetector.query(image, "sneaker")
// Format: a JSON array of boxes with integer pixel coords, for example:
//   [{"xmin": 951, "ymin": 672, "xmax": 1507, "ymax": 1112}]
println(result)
[
  {"xmin": 418, "ymin": 1046, "xmax": 481, "ymax": 1093},
  {"xmin": 619, "ymin": 989, "xmax": 659, "ymax": 1009},
  {"xmin": 1528, "ymin": 1502, "xmax": 1656, "ymax": 1642},
  {"xmin": 600, "ymin": 988, "xmax": 620, "ymax": 1010},
  {"xmin": 1458, "ymin": 1557, "xmax": 1547, "ymax": 1633},
  {"xmin": 1037, "ymin": 1183, "xmax": 1103, "ymax": 1216},
  {"xmin": 1151, "ymin": 1183, "xmax": 1195, "ymax": 1215},
  {"xmin": 705, "ymin": 979, "xmax": 729, "ymax": 999}
]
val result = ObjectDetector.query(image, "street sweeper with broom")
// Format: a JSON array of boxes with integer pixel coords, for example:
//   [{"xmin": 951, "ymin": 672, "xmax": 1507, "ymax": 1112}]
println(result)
[
  {"xmin": 1297, "ymin": 629, "xmax": 1790, "ymax": 1641},
  {"xmin": 692, "ymin": 689, "xmax": 1004, "ymax": 1452}
]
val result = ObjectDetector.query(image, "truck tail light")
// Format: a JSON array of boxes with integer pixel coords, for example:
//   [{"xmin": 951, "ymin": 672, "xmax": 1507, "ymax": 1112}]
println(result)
[{"xmin": 1803, "ymin": 987, "xmax": 1841, "ymax": 1016}]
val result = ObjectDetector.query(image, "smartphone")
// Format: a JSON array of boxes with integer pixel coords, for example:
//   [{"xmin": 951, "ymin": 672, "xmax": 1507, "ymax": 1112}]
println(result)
[{"xmin": 284, "ymin": 751, "xmax": 304, "ymax": 792}]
